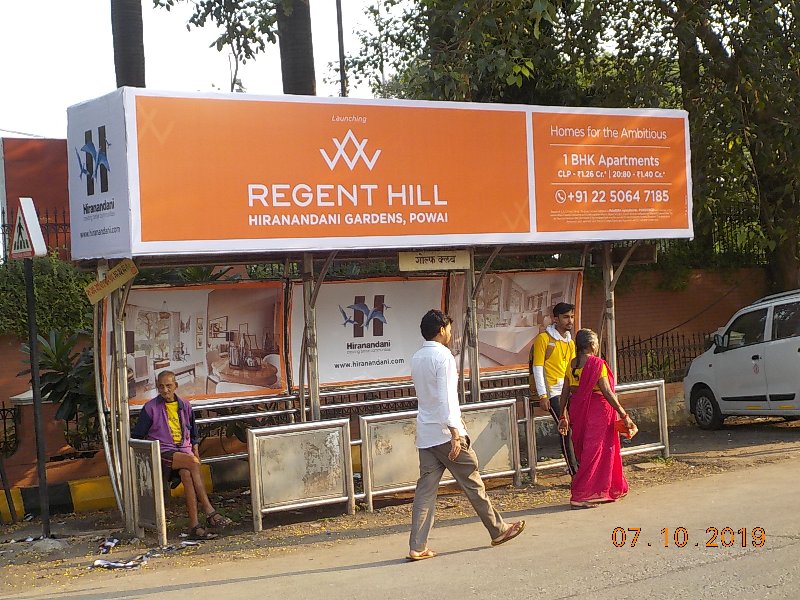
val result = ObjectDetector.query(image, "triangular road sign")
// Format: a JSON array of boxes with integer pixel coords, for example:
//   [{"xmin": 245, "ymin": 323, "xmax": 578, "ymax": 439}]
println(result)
[
  {"xmin": 11, "ymin": 210, "xmax": 33, "ymax": 257},
  {"xmin": 9, "ymin": 197, "xmax": 47, "ymax": 260}
]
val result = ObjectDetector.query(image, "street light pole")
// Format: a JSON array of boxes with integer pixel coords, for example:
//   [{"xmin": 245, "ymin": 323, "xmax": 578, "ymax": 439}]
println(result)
[{"xmin": 24, "ymin": 258, "xmax": 50, "ymax": 537}]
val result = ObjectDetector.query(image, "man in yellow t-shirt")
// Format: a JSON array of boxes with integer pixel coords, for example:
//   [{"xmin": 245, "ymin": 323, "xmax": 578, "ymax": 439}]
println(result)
[{"xmin": 528, "ymin": 302, "xmax": 578, "ymax": 475}]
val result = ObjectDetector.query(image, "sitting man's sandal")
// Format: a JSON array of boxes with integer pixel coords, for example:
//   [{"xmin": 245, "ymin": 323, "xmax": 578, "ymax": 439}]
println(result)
[
  {"xmin": 188, "ymin": 525, "xmax": 218, "ymax": 541},
  {"xmin": 206, "ymin": 511, "xmax": 233, "ymax": 529}
]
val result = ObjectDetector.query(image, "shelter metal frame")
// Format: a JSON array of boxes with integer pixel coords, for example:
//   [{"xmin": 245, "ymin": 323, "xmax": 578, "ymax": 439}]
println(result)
[{"xmin": 90, "ymin": 242, "xmax": 638, "ymax": 531}]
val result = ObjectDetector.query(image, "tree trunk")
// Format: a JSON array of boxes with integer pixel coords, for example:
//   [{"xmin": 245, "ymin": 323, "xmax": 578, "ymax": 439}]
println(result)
[
  {"xmin": 762, "ymin": 202, "xmax": 800, "ymax": 292},
  {"xmin": 766, "ymin": 227, "xmax": 800, "ymax": 292},
  {"xmin": 276, "ymin": 0, "xmax": 316, "ymax": 95},
  {"xmin": 110, "ymin": 0, "xmax": 146, "ymax": 88},
  {"xmin": 673, "ymin": 5, "xmax": 713, "ymax": 256}
]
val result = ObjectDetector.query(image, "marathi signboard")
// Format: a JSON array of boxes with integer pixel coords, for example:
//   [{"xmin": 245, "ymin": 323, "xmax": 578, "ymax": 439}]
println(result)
[
  {"xmin": 398, "ymin": 250, "xmax": 470, "ymax": 271},
  {"xmin": 85, "ymin": 259, "xmax": 139, "ymax": 304},
  {"xmin": 67, "ymin": 89, "xmax": 693, "ymax": 260}
]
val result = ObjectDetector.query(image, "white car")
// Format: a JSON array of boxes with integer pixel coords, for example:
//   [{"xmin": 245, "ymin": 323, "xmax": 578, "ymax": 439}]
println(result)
[{"xmin": 684, "ymin": 289, "xmax": 800, "ymax": 429}]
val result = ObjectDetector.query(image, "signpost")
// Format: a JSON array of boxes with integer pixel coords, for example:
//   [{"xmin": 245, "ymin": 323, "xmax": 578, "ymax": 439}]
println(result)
[
  {"xmin": 84, "ymin": 259, "xmax": 138, "ymax": 304},
  {"xmin": 398, "ymin": 250, "xmax": 470, "ymax": 271},
  {"xmin": 10, "ymin": 198, "xmax": 49, "ymax": 537}
]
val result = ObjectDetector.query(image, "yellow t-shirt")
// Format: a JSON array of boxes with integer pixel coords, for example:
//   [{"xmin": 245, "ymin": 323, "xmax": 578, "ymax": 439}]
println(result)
[
  {"xmin": 529, "ymin": 332, "xmax": 576, "ymax": 396},
  {"xmin": 566, "ymin": 361, "xmax": 608, "ymax": 391},
  {"xmin": 165, "ymin": 400, "xmax": 182, "ymax": 444}
]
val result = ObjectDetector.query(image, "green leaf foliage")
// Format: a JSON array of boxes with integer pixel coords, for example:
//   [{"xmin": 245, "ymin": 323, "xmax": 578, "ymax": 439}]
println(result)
[
  {"xmin": 20, "ymin": 330, "xmax": 97, "ymax": 423},
  {"xmin": 0, "ymin": 253, "xmax": 93, "ymax": 338},
  {"xmin": 348, "ymin": 0, "xmax": 798, "ymax": 289}
]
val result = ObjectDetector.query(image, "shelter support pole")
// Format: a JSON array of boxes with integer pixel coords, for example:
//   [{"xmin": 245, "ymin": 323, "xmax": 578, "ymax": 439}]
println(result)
[
  {"xmin": 303, "ymin": 253, "xmax": 322, "ymax": 421},
  {"xmin": 110, "ymin": 286, "xmax": 135, "ymax": 532},
  {"xmin": 99, "ymin": 263, "xmax": 123, "ymax": 511},
  {"xmin": 93, "ymin": 262, "xmax": 122, "ymax": 515},
  {"xmin": 601, "ymin": 243, "xmax": 617, "ymax": 376},
  {"xmin": 597, "ymin": 241, "xmax": 639, "ymax": 375},
  {"xmin": 459, "ymin": 246, "xmax": 502, "ymax": 404},
  {"xmin": 297, "ymin": 328, "xmax": 308, "ymax": 423},
  {"xmin": 300, "ymin": 251, "xmax": 337, "ymax": 421},
  {"xmin": 465, "ymin": 250, "xmax": 480, "ymax": 403}
]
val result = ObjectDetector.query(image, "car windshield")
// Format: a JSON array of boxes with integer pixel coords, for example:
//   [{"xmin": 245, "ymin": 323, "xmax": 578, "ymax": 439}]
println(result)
[{"xmin": 724, "ymin": 308, "xmax": 767, "ymax": 348}]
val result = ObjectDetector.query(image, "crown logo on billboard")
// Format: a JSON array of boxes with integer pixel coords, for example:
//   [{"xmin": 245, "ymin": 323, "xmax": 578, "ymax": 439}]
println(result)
[{"xmin": 320, "ymin": 129, "xmax": 381, "ymax": 171}]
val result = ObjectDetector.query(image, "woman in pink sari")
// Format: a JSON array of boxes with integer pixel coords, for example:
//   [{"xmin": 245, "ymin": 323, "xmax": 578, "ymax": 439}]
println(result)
[{"xmin": 557, "ymin": 329, "xmax": 636, "ymax": 509}]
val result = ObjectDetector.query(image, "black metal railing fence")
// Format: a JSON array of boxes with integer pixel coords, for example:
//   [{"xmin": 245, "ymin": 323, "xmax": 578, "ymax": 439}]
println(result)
[
  {"xmin": 1, "ymin": 206, "xmax": 71, "ymax": 261},
  {"xmin": 617, "ymin": 331, "xmax": 712, "ymax": 384},
  {"xmin": 0, "ymin": 402, "xmax": 19, "ymax": 457}
]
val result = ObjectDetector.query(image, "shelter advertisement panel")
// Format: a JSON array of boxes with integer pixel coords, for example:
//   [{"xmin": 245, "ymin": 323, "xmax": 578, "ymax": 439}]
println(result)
[
  {"xmin": 66, "ymin": 89, "xmax": 132, "ymax": 259},
  {"xmin": 289, "ymin": 278, "xmax": 445, "ymax": 386},
  {"xmin": 449, "ymin": 270, "xmax": 582, "ymax": 370},
  {"xmin": 104, "ymin": 281, "xmax": 286, "ymax": 405},
  {"xmin": 531, "ymin": 110, "xmax": 690, "ymax": 238},
  {"xmin": 67, "ymin": 89, "xmax": 693, "ymax": 260}
]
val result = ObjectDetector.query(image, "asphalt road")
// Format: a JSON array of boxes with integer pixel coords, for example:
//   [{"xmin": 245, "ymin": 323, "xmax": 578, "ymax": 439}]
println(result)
[{"xmin": 6, "ymin": 457, "xmax": 798, "ymax": 600}]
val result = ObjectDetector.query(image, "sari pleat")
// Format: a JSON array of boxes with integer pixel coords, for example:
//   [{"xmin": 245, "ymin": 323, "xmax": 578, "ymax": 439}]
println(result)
[{"xmin": 568, "ymin": 355, "xmax": 628, "ymax": 503}]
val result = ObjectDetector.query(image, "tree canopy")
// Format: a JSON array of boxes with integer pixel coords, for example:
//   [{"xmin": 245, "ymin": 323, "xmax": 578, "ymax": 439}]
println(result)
[{"xmin": 347, "ymin": 0, "xmax": 799, "ymax": 290}]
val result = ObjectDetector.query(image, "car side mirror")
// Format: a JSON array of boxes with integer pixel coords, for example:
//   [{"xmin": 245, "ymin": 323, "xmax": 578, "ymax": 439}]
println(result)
[{"xmin": 713, "ymin": 333, "xmax": 725, "ymax": 352}]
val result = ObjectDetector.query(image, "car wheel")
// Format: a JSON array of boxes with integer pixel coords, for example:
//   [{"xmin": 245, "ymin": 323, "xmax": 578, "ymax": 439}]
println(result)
[{"xmin": 692, "ymin": 387, "xmax": 724, "ymax": 430}]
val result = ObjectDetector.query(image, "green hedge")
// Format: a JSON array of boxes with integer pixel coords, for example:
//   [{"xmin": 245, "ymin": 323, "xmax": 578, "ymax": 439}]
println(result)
[{"xmin": 0, "ymin": 253, "xmax": 93, "ymax": 338}]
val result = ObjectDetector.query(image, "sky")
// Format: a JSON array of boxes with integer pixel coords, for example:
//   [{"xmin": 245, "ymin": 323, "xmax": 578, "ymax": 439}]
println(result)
[{"xmin": 0, "ymin": 0, "xmax": 373, "ymax": 139}]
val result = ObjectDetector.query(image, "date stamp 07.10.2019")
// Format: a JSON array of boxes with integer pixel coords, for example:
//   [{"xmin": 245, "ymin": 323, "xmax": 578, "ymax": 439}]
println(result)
[{"xmin": 611, "ymin": 527, "xmax": 766, "ymax": 548}]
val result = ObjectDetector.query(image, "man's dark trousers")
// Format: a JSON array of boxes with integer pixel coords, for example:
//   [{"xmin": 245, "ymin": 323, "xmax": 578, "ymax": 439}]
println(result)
[{"xmin": 547, "ymin": 395, "xmax": 578, "ymax": 476}]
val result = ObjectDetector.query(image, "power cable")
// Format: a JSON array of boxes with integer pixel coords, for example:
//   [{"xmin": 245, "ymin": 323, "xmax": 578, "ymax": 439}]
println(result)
[
  {"xmin": 0, "ymin": 127, "xmax": 47, "ymax": 138},
  {"xmin": 617, "ymin": 284, "xmax": 739, "ymax": 350}
]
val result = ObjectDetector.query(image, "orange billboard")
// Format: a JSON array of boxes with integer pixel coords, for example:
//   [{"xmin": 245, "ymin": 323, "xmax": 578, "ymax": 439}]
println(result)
[
  {"xmin": 531, "ymin": 110, "xmax": 690, "ymax": 233},
  {"xmin": 67, "ymin": 89, "xmax": 692, "ymax": 260},
  {"xmin": 135, "ymin": 96, "xmax": 530, "ymax": 245}
]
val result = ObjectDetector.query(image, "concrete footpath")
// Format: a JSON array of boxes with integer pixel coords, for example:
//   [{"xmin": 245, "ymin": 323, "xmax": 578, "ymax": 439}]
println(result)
[{"xmin": 4, "ymin": 456, "xmax": 798, "ymax": 600}]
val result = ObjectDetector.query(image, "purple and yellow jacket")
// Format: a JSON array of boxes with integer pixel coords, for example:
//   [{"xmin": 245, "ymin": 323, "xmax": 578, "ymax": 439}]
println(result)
[{"xmin": 131, "ymin": 394, "xmax": 198, "ymax": 454}]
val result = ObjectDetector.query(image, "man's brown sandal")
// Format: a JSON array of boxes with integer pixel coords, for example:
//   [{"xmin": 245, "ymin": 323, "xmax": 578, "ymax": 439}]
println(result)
[
  {"xmin": 491, "ymin": 520, "xmax": 526, "ymax": 546},
  {"xmin": 407, "ymin": 548, "xmax": 437, "ymax": 561}
]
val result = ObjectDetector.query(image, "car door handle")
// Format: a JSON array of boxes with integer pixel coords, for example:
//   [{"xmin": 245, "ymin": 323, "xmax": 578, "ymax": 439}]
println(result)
[{"xmin": 751, "ymin": 354, "xmax": 761, "ymax": 360}]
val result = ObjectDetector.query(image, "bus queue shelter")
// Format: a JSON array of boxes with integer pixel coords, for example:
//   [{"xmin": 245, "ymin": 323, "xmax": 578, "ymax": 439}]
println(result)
[{"xmin": 66, "ymin": 88, "xmax": 693, "ymax": 530}]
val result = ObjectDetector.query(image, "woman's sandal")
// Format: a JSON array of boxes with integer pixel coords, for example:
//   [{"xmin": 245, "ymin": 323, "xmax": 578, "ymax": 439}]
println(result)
[
  {"xmin": 206, "ymin": 511, "xmax": 233, "ymax": 529},
  {"xmin": 570, "ymin": 501, "xmax": 599, "ymax": 510},
  {"xmin": 188, "ymin": 525, "xmax": 218, "ymax": 540}
]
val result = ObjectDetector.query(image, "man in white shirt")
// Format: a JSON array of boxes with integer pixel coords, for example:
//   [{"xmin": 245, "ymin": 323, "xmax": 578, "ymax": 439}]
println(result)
[{"xmin": 407, "ymin": 309, "xmax": 526, "ymax": 561}]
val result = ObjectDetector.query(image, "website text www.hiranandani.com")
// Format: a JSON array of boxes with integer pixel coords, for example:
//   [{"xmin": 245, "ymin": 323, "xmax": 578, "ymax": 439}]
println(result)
[
  {"xmin": 80, "ymin": 226, "xmax": 121, "ymax": 238},
  {"xmin": 333, "ymin": 358, "xmax": 405, "ymax": 369}
]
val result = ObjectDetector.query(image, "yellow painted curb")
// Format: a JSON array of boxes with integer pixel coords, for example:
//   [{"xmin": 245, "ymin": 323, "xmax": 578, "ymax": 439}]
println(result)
[
  {"xmin": 69, "ymin": 477, "xmax": 117, "ymax": 512},
  {"xmin": 0, "ymin": 487, "xmax": 24, "ymax": 522}
]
